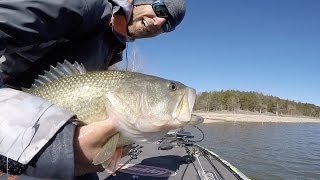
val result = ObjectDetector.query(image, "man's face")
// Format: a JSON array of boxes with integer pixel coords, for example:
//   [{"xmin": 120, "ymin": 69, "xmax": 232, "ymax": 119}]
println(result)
[{"xmin": 127, "ymin": 5, "xmax": 166, "ymax": 39}]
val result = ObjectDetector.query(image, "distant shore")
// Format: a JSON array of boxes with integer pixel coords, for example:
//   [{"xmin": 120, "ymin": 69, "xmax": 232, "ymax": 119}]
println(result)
[{"xmin": 194, "ymin": 112, "xmax": 320, "ymax": 123}]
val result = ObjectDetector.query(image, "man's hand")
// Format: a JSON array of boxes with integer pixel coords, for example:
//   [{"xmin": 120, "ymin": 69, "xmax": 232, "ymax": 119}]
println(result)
[{"xmin": 74, "ymin": 119, "xmax": 118, "ymax": 176}]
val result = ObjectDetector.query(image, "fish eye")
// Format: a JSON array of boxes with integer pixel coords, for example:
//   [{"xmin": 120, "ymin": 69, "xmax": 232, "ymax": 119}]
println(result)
[{"xmin": 169, "ymin": 82, "xmax": 177, "ymax": 91}]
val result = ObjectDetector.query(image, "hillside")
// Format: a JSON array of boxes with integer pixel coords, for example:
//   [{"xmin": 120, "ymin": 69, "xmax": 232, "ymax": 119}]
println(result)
[{"xmin": 195, "ymin": 90, "xmax": 320, "ymax": 118}]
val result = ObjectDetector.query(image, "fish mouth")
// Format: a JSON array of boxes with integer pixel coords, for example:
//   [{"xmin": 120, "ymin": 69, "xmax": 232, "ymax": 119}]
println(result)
[
  {"xmin": 188, "ymin": 88, "xmax": 196, "ymax": 112},
  {"xmin": 173, "ymin": 88, "xmax": 196, "ymax": 123}
]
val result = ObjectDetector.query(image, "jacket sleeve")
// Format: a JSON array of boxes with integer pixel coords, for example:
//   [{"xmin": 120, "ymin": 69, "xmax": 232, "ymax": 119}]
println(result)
[
  {"xmin": 0, "ymin": 88, "xmax": 75, "ymax": 166},
  {"xmin": 25, "ymin": 122, "xmax": 77, "ymax": 179},
  {"xmin": 0, "ymin": 0, "xmax": 112, "ymax": 55},
  {"xmin": 0, "ymin": 122, "xmax": 77, "ymax": 179}
]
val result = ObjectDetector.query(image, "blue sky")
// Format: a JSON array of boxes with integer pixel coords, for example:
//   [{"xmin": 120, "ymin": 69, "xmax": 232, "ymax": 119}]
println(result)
[{"xmin": 126, "ymin": 0, "xmax": 320, "ymax": 106}]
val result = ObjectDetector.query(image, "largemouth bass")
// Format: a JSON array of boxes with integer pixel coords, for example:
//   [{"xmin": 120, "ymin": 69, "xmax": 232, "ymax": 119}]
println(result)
[{"xmin": 26, "ymin": 61, "xmax": 202, "ymax": 172}]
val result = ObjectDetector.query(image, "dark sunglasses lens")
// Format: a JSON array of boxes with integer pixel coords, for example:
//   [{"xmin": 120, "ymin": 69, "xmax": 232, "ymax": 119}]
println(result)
[
  {"xmin": 157, "ymin": 8, "xmax": 168, "ymax": 18},
  {"xmin": 163, "ymin": 21, "xmax": 174, "ymax": 32},
  {"xmin": 152, "ymin": 1, "xmax": 175, "ymax": 32}
]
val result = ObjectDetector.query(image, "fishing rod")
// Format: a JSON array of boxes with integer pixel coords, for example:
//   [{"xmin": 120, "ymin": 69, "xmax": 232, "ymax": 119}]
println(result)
[
  {"xmin": 157, "ymin": 126, "xmax": 226, "ymax": 180},
  {"xmin": 158, "ymin": 126, "xmax": 249, "ymax": 180}
]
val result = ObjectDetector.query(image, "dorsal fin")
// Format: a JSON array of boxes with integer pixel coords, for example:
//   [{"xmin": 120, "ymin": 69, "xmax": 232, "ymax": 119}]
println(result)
[{"xmin": 24, "ymin": 60, "xmax": 86, "ymax": 92}]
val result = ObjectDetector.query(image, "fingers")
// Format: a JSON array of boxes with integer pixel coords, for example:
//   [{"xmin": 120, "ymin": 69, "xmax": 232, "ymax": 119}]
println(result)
[
  {"xmin": 74, "ymin": 119, "xmax": 118, "ymax": 176},
  {"xmin": 79, "ymin": 120, "xmax": 118, "ymax": 146}
]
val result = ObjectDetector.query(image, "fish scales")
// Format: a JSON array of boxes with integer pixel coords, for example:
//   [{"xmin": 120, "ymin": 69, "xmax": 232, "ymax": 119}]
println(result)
[{"xmin": 30, "ymin": 71, "xmax": 131, "ymax": 123}]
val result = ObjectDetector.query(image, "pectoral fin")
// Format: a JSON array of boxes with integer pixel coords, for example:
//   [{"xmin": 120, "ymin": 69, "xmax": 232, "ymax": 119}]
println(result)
[
  {"xmin": 92, "ymin": 133, "xmax": 120, "ymax": 165},
  {"xmin": 102, "ymin": 147, "xmax": 123, "ymax": 174}
]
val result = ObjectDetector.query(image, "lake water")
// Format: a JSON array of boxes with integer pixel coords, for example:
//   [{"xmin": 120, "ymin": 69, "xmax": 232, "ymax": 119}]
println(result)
[{"xmin": 188, "ymin": 122, "xmax": 320, "ymax": 180}]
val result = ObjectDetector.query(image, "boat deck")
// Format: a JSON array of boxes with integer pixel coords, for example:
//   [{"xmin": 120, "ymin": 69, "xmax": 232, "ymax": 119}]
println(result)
[{"xmin": 99, "ymin": 131, "xmax": 249, "ymax": 180}]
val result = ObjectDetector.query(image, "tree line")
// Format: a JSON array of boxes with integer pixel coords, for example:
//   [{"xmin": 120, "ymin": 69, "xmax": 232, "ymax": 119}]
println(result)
[{"xmin": 194, "ymin": 90, "xmax": 320, "ymax": 118}]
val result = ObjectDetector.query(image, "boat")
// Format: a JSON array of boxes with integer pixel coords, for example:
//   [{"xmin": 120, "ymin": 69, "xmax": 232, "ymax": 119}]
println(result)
[{"xmin": 100, "ymin": 127, "xmax": 251, "ymax": 180}]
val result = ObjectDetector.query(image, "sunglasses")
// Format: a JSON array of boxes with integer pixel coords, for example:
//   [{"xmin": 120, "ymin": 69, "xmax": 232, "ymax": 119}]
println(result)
[{"xmin": 152, "ymin": 0, "xmax": 175, "ymax": 32}]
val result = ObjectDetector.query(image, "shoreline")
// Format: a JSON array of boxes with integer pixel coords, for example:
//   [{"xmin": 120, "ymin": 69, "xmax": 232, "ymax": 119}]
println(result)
[{"xmin": 194, "ymin": 112, "xmax": 320, "ymax": 123}]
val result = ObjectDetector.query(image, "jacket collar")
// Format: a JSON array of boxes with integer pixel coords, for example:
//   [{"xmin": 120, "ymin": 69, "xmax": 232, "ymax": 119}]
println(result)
[{"xmin": 110, "ymin": 0, "xmax": 134, "ymax": 42}]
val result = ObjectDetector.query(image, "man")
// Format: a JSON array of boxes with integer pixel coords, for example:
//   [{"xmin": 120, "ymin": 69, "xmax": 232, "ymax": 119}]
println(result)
[{"xmin": 0, "ymin": 0, "xmax": 186, "ymax": 179}]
